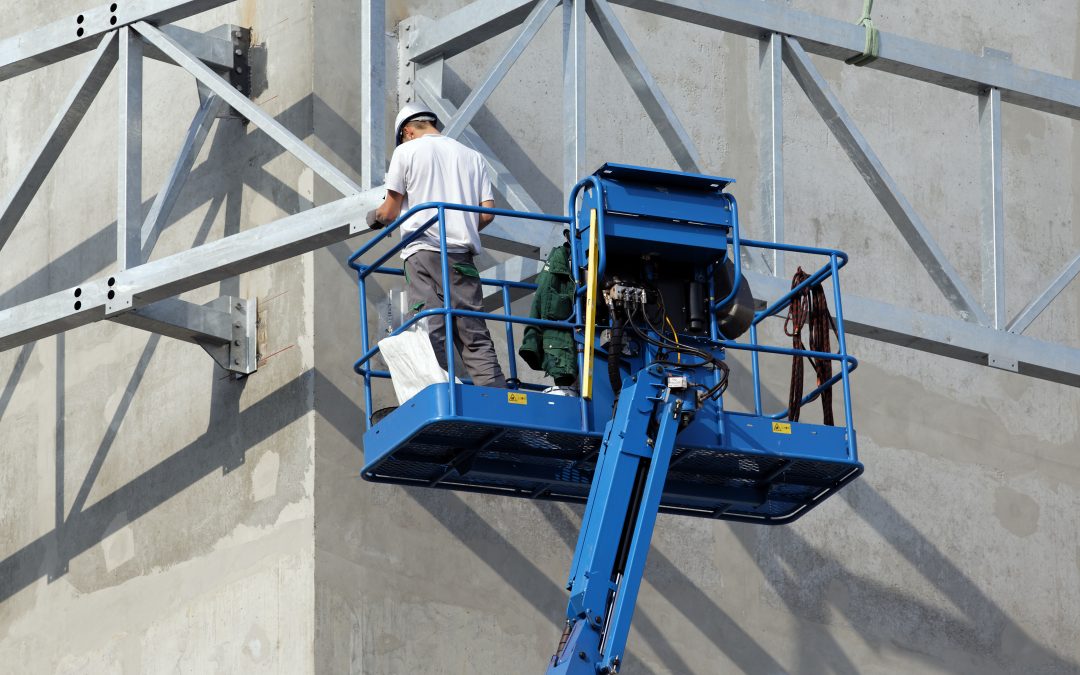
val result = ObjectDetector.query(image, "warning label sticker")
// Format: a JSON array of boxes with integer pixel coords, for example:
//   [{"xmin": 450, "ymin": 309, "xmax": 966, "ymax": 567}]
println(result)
[
  {"xmin": 772, "ymin": 422, "xmax": 792, "ymax": 434},
  {"xmin": 508, "ymin": 392, "xmax": 528, "ymax": 405}
]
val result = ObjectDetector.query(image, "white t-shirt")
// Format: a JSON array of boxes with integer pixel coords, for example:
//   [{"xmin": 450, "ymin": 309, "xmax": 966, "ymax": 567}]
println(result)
[{"xmin": 384, "ymin": 134, "xmax": 495, "ymax": 260}]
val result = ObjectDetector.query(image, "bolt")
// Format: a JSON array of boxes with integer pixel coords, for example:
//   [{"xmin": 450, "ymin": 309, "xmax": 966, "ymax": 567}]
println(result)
[
  {"xmin": 235, "ymin": 48, "xmax": 243, "ymax": 56},
  {"xmin": 233, "ymin": 358, "xmax": 240, "ymax": 365},
  {"xmin": 405, "ymin": 78, "xmax": 411, "ymax": 84},
  {"xmin": 593, "ymin": 616, "xmax": 602, "ymax": 624},
  {"xmin": 235, "ymin": 302, "xmax": 243, "ymax": 311},
  {"xmin": 234, "ymin": 339, "xmax": 241, "ymax": 347},
  {"xmin": 234, "ymin": 30, "xmax": 242, "ymax": 38},
  {"xmin": 235, "ymin": 66, "xmax": 243, "ymax": 73},
  {"xmin": 405, "ymin": 25, "xmax": 411, "ymax": 31},
  {"xmin": 234, "ymin": 321, "xmax": 242, "ymax": 329},
  {"xmin": 578, "ymin": 652, "xmax": 587, "ymax": 661}
]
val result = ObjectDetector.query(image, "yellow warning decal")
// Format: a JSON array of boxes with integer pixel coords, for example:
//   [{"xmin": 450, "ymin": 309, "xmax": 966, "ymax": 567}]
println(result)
[
  {"xmin": 772, "ymin": 422, "xmax": 792, "ymax": 434},
  {"xmin": 508, "ymin": 392, "xmax": 528, "ymax": 405}
]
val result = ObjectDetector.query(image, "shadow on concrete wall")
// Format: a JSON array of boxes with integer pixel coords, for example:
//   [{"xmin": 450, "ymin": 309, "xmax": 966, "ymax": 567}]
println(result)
[{"xmin": 0, "ymin": 101, "xmax": 299, "ymax": 599}]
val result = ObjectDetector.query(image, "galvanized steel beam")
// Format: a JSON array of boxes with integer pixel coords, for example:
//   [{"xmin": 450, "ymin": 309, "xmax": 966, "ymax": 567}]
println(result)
[
  {"xmin": 118, "ymin": 27, "xmax": 144, "ymax": 271},
  {"xmin": 783, "ymin": 36, "xmax": 990, "ymax": 325},
  {"xmin": 405, "ymin": 0, "xmax": 538, "ymax": 64},
  {"xmin": 563, "ymin": 0, "xmax": 586, "ymax": 208},
  {"xmin": 141, "ymin": 95, "xmax": 223, "ymax": 259},
  {"xmin": 0, "ymin": 189, "xmax": 383, "ymax": 352},
  {"xmin": 442, "ymin": 0, "xmax": 559, "ymax": 140},
  {"xmin": 758, "ymin": 32, "xmax": 783, "ymax": 277},
  {"xmin": 745, "ymin": 272, "xmax": 1080, "ymax": 388},
  {"xmin": 0, "ymin": 0, "xmax": 234, "ymax": 83},
  {"xmin": 979, "ymin": 85, "xmax": 1006, "ymax": 329},
  {"xmin": 0, "ymin": 32, "xmax": 118, "ymax": 253},
  {"xmin": 361, "ymin": 0, "xmax": 387, "ymax": 189},
  {"xmin": 587, "ymin": 0, "xmax": 702, "ymax": 173},
  {"xmin": 134, "ymin": 22, "xmax": 363, "ymax": 198},
  {"xmin": 608, "ymin": 0, "xmax": 1080, "ymax": 121},
  {"xmin": 1007, "ymin": 253, "xmax": 1080, "ymax": 336}
]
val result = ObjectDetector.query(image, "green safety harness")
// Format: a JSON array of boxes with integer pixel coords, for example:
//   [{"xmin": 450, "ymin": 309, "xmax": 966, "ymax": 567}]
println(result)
[{"xmin": 845, "ymin": 0, "xmax": 880, "ymax": 66}]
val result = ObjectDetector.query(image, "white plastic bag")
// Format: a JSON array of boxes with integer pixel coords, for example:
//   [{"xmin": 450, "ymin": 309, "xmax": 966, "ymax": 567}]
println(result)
[{"xmin": 379, "ymin": 326, "xmax": 459, "ymax": 404}]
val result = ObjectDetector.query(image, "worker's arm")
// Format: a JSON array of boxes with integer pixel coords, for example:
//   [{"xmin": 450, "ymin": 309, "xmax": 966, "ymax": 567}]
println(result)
[
  {"xmin": 368, "ymin": 189, "xmax": 404, "ymax": 229},
  {"xmin": 478, "ymin": 199, "xmax": 495, "ymax": 230}
]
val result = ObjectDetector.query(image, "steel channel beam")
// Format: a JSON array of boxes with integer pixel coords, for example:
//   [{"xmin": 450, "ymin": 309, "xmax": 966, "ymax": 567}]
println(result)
[
  {"xmin": 783, "ymin": 36, "xmax": 990, "ymax": 325},
  {"xmin": 442, "ymin": 0, "xmax": 559, "ymax": 140},
  {"xmin": 141, "ymin": 94, "xmax": 223, "ymax": 259},
  {"xmin": 405, "ymin": 0, "xmax": 538, "ymax": 64},
  {"xmin": 118, "ymin": 26, "xmax": 144, "ymax": 271},
  {"xmin": 133, "ymin": 22, "xmax": 363, "ymax": 198},
  {"xmin": 979, "ymin": 85, "xmax": 1006, "ymax": 329},
  {"xmin": 587, "ymin": 0, "xmax": 702, "ymax": 173},
  {"xmin": 0, "ymin": 33, "xmax": 118, "ymax": 253},
  {"xmin": 607, "ymin": 0, "xmax": 1080, "ymax": 121},
  {"xmin": 758, "ymin": 32, "xmax": 783, "ymax": 277},
  {"xmin": 744, "ymin": 271, "xmax": 1080, "ymax": 388},
  {"xmin": 1007, "ymin": 253, "xmax": 1080, "ymax": 336},
  {"xmin": 361, "ymin": 0, "xmax": 387, "ymax": 189},
  {"xmin": 0, "ymin": 0, "xmax": 234, "ymax": 83},
  {"xmin": 563, "ymin": 0, "xmax": 586, "ymax": 208},
  {"xmin": 0, "ymin": 189, "xmax": 382, "ymax": 351}
]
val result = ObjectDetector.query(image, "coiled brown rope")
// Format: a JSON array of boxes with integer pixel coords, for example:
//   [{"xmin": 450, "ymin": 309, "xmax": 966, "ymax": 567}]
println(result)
[{"xmin": 784, "ymin": 267, "xmax": 837, "ymax": 425}]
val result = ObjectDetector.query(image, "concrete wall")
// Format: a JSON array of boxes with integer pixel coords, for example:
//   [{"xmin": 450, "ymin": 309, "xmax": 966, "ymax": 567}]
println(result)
[
  {"xmin": 2, "ymin": 0, "xmax": 1079, "ymax": 674},
  {"xmin": 0, "ymin": 0, "xmax": 321, "ymax": 671}
]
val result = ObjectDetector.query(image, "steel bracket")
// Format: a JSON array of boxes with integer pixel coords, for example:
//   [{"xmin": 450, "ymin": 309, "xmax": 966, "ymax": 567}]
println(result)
[
  {"xmin": 110, "ymin": 295, "xmax": 258, "ymax": 376},
  {"xmin": 988, "ymin": 354, "xmax": 1019, "ymax": 373}
]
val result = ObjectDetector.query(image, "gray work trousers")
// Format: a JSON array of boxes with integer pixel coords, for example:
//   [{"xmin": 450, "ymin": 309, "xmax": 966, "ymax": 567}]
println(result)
[{"xmin": 404, "ymin": 250, "xmax": 507, "ymax": 388}]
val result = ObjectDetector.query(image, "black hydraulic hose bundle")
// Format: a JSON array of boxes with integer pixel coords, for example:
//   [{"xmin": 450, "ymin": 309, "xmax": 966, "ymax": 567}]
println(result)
[
  {"xmin": 785, "ymin": 266, "xmax": 837, "ymax": 425},
  {"xmin": 626, "ymin": 293, "xmax": 730, "ymax": 399}
]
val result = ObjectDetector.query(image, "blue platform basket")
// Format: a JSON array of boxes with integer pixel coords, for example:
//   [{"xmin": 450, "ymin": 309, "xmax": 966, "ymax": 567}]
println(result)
[
  {"xmin": 361, "ymin": 383, "xmax": 862, "ymax": 525},
  {"xmin": 350, "ymin": 172, "xmax": 863, "ymax": 526}
]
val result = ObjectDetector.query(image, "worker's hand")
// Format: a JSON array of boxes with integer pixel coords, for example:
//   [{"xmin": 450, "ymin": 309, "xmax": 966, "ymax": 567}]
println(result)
[{"xmin": 365, "ymin": 209, "xmax": 385, "ymax": 230}]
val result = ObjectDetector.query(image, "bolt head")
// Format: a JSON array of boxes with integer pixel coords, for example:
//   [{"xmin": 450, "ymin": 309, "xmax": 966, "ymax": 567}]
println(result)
[
  {"xmin": 233, "ymin": 358, "xmax": 240, "ymax": 365},
  {"xmin": 234, "ymin": 339, "xmax": 242, "ymax": 347}
]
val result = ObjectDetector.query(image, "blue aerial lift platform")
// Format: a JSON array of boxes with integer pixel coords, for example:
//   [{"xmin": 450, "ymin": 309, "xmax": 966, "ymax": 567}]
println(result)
[{"xmin": 349, "ymin": 163, "xmax": 862, "ymax": 673}]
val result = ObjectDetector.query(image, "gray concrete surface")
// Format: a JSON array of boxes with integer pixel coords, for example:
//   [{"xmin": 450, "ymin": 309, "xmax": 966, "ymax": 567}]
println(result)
[{"xmin": 2, "ymin": 0, "xmax": 1080, "ymax": 673}]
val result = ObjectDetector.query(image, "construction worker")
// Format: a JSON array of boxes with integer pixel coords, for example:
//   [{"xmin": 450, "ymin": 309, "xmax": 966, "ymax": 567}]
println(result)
[{"xmin": 368, "ymin": 103, "xmax": 507, "ymax": 388}]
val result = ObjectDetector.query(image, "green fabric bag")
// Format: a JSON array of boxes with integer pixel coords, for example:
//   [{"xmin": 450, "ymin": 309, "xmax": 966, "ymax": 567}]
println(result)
[{"xmin": 519, "ymin": 244, "xmax": 577, "ymax": 384}]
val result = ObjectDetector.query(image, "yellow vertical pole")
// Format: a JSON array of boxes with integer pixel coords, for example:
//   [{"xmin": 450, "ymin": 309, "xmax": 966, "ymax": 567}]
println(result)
[{"xmin": 582, "ymin": 209, "xmax": 599, "ymax": 399}]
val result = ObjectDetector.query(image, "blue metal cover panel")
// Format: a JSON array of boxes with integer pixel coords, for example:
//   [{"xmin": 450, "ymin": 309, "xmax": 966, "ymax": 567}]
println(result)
[{"xmin": 362, "ymin": 384, "xmax": 863, "ymax": 524}]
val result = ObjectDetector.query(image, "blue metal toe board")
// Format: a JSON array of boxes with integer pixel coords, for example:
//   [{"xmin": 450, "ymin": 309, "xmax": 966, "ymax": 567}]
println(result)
[{"xmin": 362, "ymin": 384, "xmax": 862, "ymax": 524}]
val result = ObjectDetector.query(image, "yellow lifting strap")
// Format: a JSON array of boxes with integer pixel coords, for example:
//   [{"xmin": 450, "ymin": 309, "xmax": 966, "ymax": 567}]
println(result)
[{"xmin": 582, "ymin": 209, "xmax": 599, "ymax": 399}]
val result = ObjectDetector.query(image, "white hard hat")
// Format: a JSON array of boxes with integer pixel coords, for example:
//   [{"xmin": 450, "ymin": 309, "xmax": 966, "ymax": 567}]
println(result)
[{"xmin": 394, "ymin": 102, "xmax": 439, "ymax": 145}]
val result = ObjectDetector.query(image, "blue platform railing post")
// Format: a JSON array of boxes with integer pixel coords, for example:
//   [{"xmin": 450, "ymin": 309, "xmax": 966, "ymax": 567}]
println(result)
[
  {"xmin": 358, "ymin": 268, "xmax": 373, "ymax": 429},
  {"xmin": 436, "ymin": 205, "xmax": 458, "ymax": 416},
  {"xmin": 831, "ymin": 253, "xmax": 857, "ymax": 458},
  {"xmin": 502, "ymin": 285, "xmax": 519, "ymax": 384}
]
